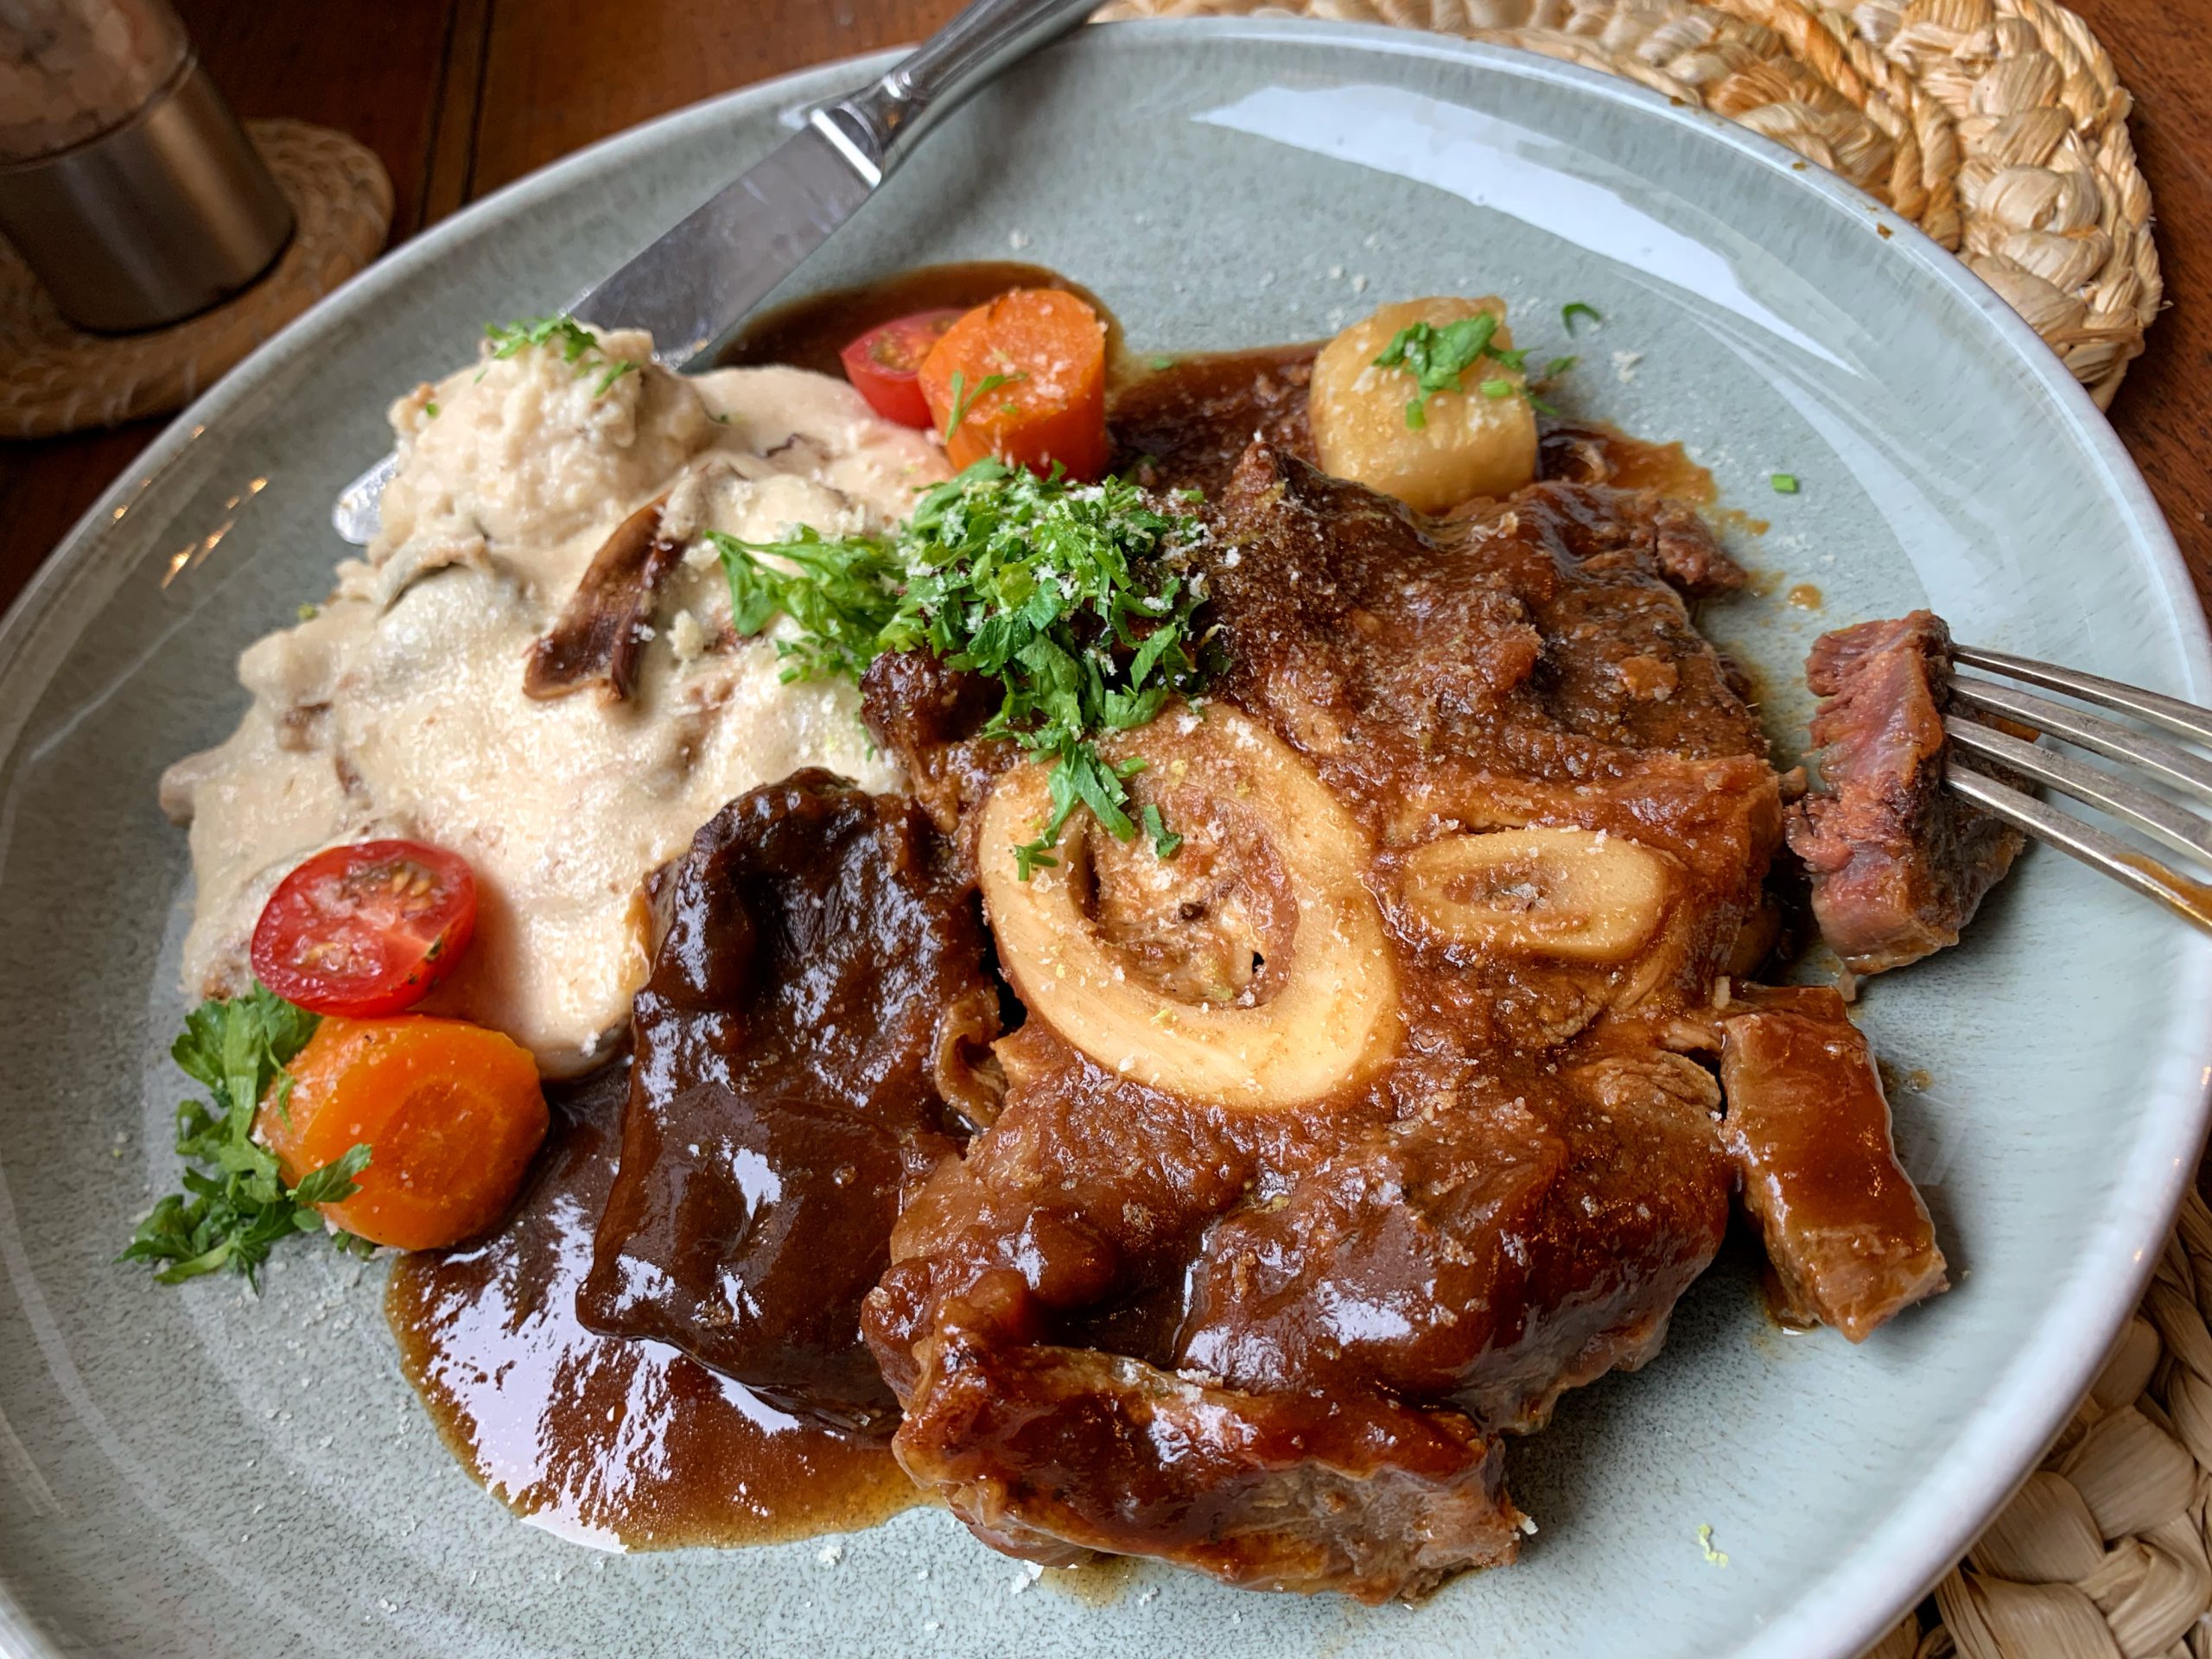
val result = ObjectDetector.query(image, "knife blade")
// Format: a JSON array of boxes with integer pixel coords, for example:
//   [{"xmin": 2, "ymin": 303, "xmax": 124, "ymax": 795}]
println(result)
[{"xmin": 576, "ymin": 115, "xmax": 879, "ymax": 372}]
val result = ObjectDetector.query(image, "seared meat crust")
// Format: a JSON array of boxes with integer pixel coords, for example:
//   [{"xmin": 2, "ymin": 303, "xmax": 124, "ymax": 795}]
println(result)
[{"xmin": 896, "ymin": 1281, "xmax": 1522, "ymax": 1602}]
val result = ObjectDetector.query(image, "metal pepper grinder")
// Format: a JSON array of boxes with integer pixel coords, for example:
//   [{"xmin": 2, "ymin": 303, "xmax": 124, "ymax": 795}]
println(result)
[{"xmin": 0, "ymin": 0, "xmax": 293, "ymax": 333}]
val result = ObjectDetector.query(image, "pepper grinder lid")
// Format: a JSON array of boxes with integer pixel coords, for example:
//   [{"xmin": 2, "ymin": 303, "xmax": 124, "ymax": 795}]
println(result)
[{"xmin": 0, "ymin": 0, "xmax": 294, "ymax": 334}]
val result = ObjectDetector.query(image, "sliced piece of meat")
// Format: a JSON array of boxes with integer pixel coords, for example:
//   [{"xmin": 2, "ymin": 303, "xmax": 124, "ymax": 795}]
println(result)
[
  {"xmin": 1783, "ymin": 610, "xmax": 2024, "ymax": 974},
  {"xmin": 577, "ymin": 772, "xmax": 998, "ymax": 1433},
  {"xmin": 1717, "ymin": 983, "xmax": 1947, "ymax": 1340},
  {"xmin": 523, "ymin": 494, "xmax": 683, "ymax": 702}
]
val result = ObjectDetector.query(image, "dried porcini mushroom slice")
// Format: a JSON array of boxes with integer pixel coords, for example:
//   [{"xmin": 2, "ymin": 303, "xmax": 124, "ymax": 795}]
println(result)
[
  {"xmin": 1401, "ymin": 826, "xmax": 1675, "ymax": 962},
  {"xmin": 978, "ymin": 706, "xmax": 1399, "ymax": 1109},
  {"xmin": 523, "ymin": 493, "xmax": 680, "ymax": 703}
]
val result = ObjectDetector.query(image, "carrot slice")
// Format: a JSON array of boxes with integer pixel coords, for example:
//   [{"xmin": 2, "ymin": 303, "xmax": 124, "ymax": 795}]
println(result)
[
  {"xmin": 918, "ymin": 289, "xmax": 1110, "ymax": 480},
  {"xmin": 262, "ymin": 1015, "xmax": 548, "ymax": 1250}
]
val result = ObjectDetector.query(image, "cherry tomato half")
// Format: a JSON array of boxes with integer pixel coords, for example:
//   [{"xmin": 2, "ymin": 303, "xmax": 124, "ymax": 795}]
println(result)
[
  {"xmin": 839, "ymin": 308, "xmax": 967, "ymax": 428},
  {"xmin": 251, "ymin": 839, "xmax": 479, "ymax": 1017}
]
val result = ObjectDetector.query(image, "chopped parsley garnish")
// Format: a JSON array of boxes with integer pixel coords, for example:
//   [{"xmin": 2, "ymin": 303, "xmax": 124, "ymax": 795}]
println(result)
[
  {"xmin": 941, "ymin": 370, "xmax": 1025, "ymax": 442},
  {"xmin": 480, "ymin": 314, "xmax": 639, "ymax": 397},
  {"xmin": 1561, "ymin": 301, "xmax": 1603, "ymax": 334},
  {"xmin": 1478, "ymin": 378, "xmax": 1515, "ymax": 400},
  {"xmin": 1770, "ymin": 472, "xmax": 1800, "ymax": 494},
  {"xmin": 1541, "ymin": 355, "xmax": 1579, "ymax": 381},
  {"xmin": 484, "ymin": 314, "xmax": 594, "ymax": 365},
  {"xmin": 1147, "ymin": 355, "xmax": 1177, "ymax": 371},
  {"xmin": 423, "ymin": 401, "xmax": 440, "ymax": 419},
  {"xmin": 1141, "ymin": 802, "xmax": 1184, "ymax": 860},
  {"xmin": 712, "ymin": 460, "xmax": 1213, "ymax": 875},
  {"xmin": 119, "ymin": 985, "xmax": 371, "ymax": 1287},
  {"xmin": 1375, "ymin": 313, "xmax": 1529, "ymax": 428}
]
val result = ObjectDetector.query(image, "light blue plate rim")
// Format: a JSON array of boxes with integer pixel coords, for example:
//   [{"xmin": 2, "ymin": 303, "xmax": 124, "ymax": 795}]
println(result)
[{"xmin": 0, "ymin": 20, "xmax": 2203, "ymax": 1659}]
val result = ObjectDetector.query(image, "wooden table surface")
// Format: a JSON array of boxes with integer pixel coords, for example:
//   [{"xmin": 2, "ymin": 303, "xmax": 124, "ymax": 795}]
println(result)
[{"xmin": 1, "ymin": 0, "xmax": 2204, "ymax": 607}]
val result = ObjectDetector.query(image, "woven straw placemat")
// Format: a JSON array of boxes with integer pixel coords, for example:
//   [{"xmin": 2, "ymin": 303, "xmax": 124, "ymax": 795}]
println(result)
[
  {"xmin": 1107, "ymin": 3, "xmax": 2183, "ymax": 1652},
  {"xmin": 1102, "ymin": 0, "xmax": 2159, "ymax": 407},
  {"xmin": 0, "ymin": 118, "xmax": 392, "ymax": 439}
]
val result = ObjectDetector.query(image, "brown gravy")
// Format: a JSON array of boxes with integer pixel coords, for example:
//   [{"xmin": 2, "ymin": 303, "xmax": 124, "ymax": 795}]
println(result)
[
  {"xmin": 1539, "ymin": 417, "xmax": 1716, "ymax": 501},
  {"xmin": 1109, "ymin": 344, "xmax": 1319, "ymax": 494},
  {"xmin": 386, "ymin": 1069, "xmax": 922, "ymax": 1548}
]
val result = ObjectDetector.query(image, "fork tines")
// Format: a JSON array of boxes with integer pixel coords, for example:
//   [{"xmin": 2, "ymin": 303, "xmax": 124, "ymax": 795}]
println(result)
[{"xmin": 1943, "ymin": 645, "xmax": 2212, "ymax": 931}]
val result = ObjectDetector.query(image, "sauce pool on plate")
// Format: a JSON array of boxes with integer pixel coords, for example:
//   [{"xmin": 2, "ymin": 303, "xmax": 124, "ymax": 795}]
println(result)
[{"xmin": 385, "ymin": 1070, "xmax": 922, "ymax": 1548}]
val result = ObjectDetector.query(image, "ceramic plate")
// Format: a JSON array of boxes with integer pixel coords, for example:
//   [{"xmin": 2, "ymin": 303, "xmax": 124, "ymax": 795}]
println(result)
[{"xmin": 2, "ymin": 19, "xmax": 2205, "ymax": 1659}]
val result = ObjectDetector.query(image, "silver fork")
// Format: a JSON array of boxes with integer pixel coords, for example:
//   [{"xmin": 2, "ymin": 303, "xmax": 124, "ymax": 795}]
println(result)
[{"xmin": 1942, "ymin": 645, "xmax": 2212, "ymax": 931}]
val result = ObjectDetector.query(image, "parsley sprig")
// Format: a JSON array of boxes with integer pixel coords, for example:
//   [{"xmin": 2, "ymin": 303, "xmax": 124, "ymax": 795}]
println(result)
[
  {"xmin": 120, "ymin": 985, "xmax": 370, "ymax": 1287},
  {"xmin": 711, "ymin": 461, "xmax": 1214, "ymax": 875},
  {"xmin": 480, "ymin": 314, "xmax": 639, "ymax": 396}
]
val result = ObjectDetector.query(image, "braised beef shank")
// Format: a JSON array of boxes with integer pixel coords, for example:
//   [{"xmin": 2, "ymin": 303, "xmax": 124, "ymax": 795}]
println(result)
[
  {"xmin": 578, "ymin": 359, "xmax": 1953, "ymax": 1598},
  {"xmin": 1784, "ymin": 610, "xmax": 2024, "ymax": 974},
  {"xmin": 858, "ymin": 372, "xmax": 1790, "ymax": 1599},
  {"xmin": 578, "ymin": 772, "xmax": 998, "ymax": 1433}
]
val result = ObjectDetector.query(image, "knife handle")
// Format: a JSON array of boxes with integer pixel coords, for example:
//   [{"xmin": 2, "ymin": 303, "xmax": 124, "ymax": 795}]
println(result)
[{"xmin": 813, "ymin": 0, "xmax": 1100, "ymax": 182}]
